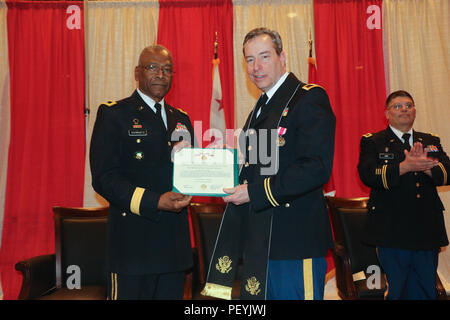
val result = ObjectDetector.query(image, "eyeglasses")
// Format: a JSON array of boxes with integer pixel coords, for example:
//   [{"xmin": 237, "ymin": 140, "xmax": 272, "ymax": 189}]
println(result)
[
  {"xmin": 139, "ymin": 63, "xmax": 174, "ymax": 76},
  {"xmin": 388, "ymin": 103, "xmax": 415, "ymax": 110}
]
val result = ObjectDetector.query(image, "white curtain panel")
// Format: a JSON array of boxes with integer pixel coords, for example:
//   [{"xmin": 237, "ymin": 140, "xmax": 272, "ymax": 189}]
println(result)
[
  {"xmin": 83, "ymin": 0, "xmax": 159, "ymax": 207},
  {"xmin": 232, "ymin": 0, "xmax": 314, "ymax": 129}
]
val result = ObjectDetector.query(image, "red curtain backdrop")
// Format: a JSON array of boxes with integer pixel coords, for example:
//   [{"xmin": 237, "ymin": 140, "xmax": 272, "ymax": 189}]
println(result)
[
  {"xmin": 157, "ymin": 0, "xmax": 234, "ymax": 146},
  {"xmin": 0, "ymin": 1, "xmax": 85, "ymax": 299},
  {"xmin": 157, "ymin": 0, "xmax": 234, "ymax": 245},
  {"xmin": 313, "ymin": 0, "xmax": 387, "ymax": 198},
  {"xmin": 157, "ymin": 0, "xmax": 233, "ymax": 207}
]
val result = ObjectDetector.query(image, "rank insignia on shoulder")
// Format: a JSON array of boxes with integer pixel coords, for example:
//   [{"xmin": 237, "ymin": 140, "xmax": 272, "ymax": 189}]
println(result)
[
  {"xmin": 362, "ymin": 133, "xmax": 372, "ymax": 138},
  {"xmin": 429, "ymin": 132, "xmax": 440, "ymax": 138},
  {"xmin": 102, "ymin": 100, "xmax": 117, "ymax": 107},
  {"xmin": 176, "ymin": 108, "xmax": 188, "ymax": 116},
  {"xmin": 302, "ymin": 83, "xmax": 323, "ymax": 91}
]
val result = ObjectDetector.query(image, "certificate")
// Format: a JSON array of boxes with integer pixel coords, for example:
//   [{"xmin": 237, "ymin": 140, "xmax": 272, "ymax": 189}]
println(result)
[{"xmin": 172, "ymin": 148, "xmax": 238, "ymax": 197}]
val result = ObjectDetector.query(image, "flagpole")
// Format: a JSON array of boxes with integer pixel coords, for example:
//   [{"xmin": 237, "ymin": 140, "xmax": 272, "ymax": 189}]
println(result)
[{"xmin": 84, "ymin": 0, "xmax": 89, "ymax": 149}]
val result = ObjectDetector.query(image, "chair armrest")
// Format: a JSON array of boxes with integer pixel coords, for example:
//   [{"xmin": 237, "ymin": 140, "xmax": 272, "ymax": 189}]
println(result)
[
  {"xmin": 15, "ymin": 254, "xmax": 56, "ymax": 300},
  {"xmin": 331, "ymin": 243, "xmax": 358, "ymax": 299}
]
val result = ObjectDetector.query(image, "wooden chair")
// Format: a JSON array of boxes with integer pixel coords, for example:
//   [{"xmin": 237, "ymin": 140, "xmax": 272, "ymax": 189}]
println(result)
[
  {"xmin": 326, "ymin": 196, "xmax": 447, "ymax": 300},
  {"xmin": 15, "ymin": 206, "xmax": 109, "ymax": 300}
]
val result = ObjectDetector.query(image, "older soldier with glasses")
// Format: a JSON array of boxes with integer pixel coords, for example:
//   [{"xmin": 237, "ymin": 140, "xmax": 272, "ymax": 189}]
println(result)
[
  {"xmin": 358, "ymin": 90, "xmax": 449, "ymax": 299},
  {"xmin": 90, "ymin": 45, "xmax": 194, "ymax": 299}
]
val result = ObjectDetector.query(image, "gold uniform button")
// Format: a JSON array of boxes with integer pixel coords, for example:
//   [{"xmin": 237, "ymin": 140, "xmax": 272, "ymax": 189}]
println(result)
[
  {"xmin": 136, "ymin": 139, "xmax": 141, "ymax": 143},
  {"xmin": 417, "ymin": 194, "xmax": 421, "ymax": 199},
  {"xmin": 285, "ymin": 203, "xmax": 290, "ymax": 208},
  {"xmin": 248, "ymin": 145, "xmax": 253, "ymax": 151},
  {"xmin": 122, "ymin": 212, "xmax": 127, "ymax": 217},
  {"xmin": 168, "ymin": 141, "xmax": 172, "ymax": 147},
  {"xmin": 372, "ymin": 206, "xmax": 376, "ymax": 210},
  {"xmin": 416, "ymin": 183, "xmax": 420, "ymax": 187},
  {"xmin": 414, "ymin": 172, "xmax": 418, "ymax": 176}
]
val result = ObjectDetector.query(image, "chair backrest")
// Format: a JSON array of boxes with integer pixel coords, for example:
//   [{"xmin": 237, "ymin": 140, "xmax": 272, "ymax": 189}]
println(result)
[
  {"xmin": 325, "ymin": 197, "xmax": 381, "ymax": 275},
  {"xmin": 53, "ymin": 206, "xmax": 109, "ymax": 288},
  {"xmin": 189, "ymin": 202, "xmax": 226, "ymax": 285}
]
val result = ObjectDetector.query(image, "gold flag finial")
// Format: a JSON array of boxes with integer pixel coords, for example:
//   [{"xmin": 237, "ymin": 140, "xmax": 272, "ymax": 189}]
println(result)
[
  {"xmin": 214, "ymin": 31, "xmax": 218, "ymax": 59},
  {"xmin": 308, "ymin": 28, "xmax": 313, "ymax": 58}
]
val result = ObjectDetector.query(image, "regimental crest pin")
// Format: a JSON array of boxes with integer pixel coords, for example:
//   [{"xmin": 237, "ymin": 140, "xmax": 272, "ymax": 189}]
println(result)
[
  {"xmin": 216, "ymin": 256, "xmax": 232, "ymax": 274},
  {"xmin": 245, "ymin": 277, "xmax": 261, "ymax": 296},
  {"xmin": 132, "ymin": 118, "xmax": 142, "ymax": 128}
]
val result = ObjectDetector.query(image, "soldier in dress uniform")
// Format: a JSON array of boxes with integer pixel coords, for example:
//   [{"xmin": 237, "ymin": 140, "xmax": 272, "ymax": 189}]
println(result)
[
  {"xmin": 358, "ymin": 90, "xmax": 449, "ymax": 299},
  {"xmin": 90, "ymin": 45, "xmax": 195, "ymax": 299},
  {"xmin": 201, "ymin": 28, "xmax": 336, "ymax": 300}
]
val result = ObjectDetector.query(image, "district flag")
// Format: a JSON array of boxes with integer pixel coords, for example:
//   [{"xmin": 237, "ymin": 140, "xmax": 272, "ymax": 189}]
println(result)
[
  {"xmin": 209, "ymin": 57, "xmax": 226, "ymax": 146},
  {"xmin": 308, "ymin": 33, "xmax": 335, "ymax": 196},
  {"xmin": 308, "ymin": 33, "xmax": 335, "ymax": 279}
]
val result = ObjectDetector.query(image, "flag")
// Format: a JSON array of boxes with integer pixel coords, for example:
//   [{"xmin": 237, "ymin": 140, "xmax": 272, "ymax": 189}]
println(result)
[
  {"xmin": 208, "ymin": 34, "xmax": 226, "ymax": 147},
  {"xmin": 308, "ymin": 31, "xmax": 335, "ymax": 197},
  {"xmin": 308, "ymin": 31, "xmax": 336, "ymax": 280},
  {"xmin": 307, "ymin": 41, "xmax": 317, "ymax": 84}
]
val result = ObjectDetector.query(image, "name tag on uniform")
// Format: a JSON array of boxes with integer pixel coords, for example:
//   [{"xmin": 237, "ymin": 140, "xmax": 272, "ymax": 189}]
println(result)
[
  {"xmin": 128, "ymin": 129, "xmax": 148, "ymax": 136},
  {"xmin": 379, "ymin": 153, "xmax": 394, "ymax": 160}
]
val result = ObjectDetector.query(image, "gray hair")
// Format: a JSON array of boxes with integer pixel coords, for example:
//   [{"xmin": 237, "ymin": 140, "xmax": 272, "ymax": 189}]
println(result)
[{"xmin": 243, "ymin": 27, "xmax": 283, "ymax": 55}]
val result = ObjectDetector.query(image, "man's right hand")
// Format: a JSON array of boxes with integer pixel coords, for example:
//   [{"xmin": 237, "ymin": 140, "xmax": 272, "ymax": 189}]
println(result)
[{"xmin": 157, "ymin": 191, "xmax": 192, "ymax": 212}]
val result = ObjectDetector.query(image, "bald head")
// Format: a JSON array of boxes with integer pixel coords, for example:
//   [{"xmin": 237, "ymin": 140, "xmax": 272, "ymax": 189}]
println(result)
[
  {"xmin": 138, "ymin": 45, "xmax": 173, "ymax": 66},
  {"xmin": 135, "ymin": 45, "xmax": 174, "ymax": 102}
]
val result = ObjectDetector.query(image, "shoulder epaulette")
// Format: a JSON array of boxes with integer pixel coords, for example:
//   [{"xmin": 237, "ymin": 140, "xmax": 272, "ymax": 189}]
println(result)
[
  {"xmin": 176, "ymin": 107, "xmax": 188, "ymax": 116},
  {"xmin": 429, "ymin": 132, "xmax": 440, "ymax": 138},
  {"xmin": 302, "ymin": 83, "xmax": 324, "ymax": 91},
  {"xmin": 362, "ymin": 133, "xmax": 373, "ymax": 138},
  {"xmin": 102, "ymin": 100, "xmax": 117, "ymax": 107}
]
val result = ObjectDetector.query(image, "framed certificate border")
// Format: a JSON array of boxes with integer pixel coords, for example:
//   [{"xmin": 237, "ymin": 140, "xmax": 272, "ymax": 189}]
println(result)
[{"xmin": 172, "ymin": 148, "xmax": 238, "ymax": 197}]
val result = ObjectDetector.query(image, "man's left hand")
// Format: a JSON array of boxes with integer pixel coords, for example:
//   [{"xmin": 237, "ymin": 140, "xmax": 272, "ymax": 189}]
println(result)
[{"xmin": 223, "ymin": 184, "xmax": 250, "ymax": 205}]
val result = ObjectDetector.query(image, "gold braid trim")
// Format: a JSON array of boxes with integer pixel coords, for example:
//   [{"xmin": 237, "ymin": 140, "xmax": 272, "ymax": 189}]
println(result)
[
  {"xmin": 382, "ymin": 165, "xmax": 389, "ymax": 190},
  {"xmin": 437, "ymin": 162, "xmax": 447, "ymax": 185},
  {"xmin": 264, "ymin": 178, "xmax": 279, "ymax": 207},
  {"xmin": 130, "ymin": 187, "xmax": 145, "ymax": 215}
]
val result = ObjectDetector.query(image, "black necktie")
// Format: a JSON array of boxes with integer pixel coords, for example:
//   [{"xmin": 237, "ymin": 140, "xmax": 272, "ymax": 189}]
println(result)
[
  {"xmin": 154, "ymin": 103, "xmax": 166, "ymax": 130},
  {"xmin": 402, "ymin": 133, "xmax": 411, "ymax": 151},
  {"xmin": 256, "ymin": 93, "xmax": 268, "ymax": 118}
]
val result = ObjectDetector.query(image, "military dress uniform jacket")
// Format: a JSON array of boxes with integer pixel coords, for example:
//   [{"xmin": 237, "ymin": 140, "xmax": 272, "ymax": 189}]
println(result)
[
  {"xmin": 358, "ymin": 127, "xmax": 449, "ymax": 250},
  {"xmin": 241, "ymin": 72, "xmax": 336, "ymax": 260},
  {"xmin": 90, "ymin": 90, "xmax": 195, "ymax": 275},
  {"xmin": 202, "ymin": 73, "xmax": 336, "ymax": 299}
]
